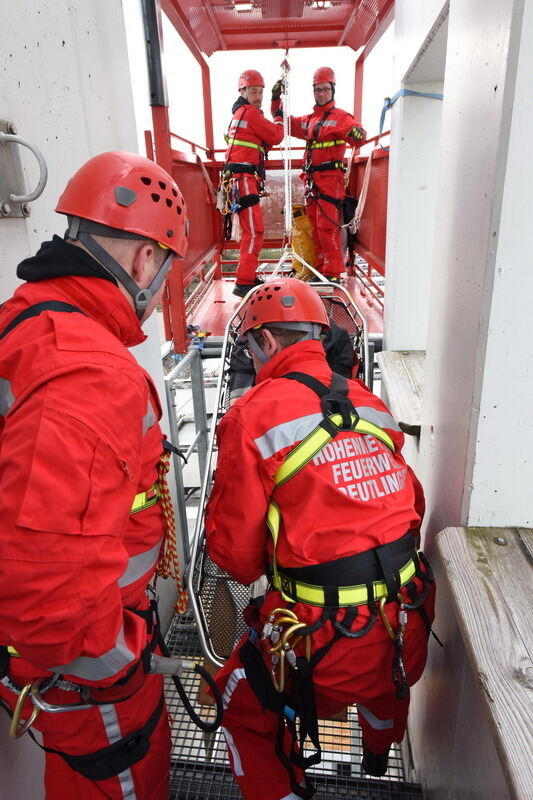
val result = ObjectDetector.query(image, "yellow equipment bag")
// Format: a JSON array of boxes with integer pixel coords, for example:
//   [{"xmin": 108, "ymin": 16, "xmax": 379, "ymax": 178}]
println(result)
[{"xmin": 291, "ymin": 204, "xmax": 316, "ymax": 281}]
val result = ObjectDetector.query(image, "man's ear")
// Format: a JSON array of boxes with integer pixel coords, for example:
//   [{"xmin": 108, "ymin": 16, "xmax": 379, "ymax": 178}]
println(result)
[
  {"xmin": 131, "ymin": 243, "xmax": 155, "ymax": 287},
  {"xmin": 261, "ymin": 328, "xmax": 280, "ymax": 357}
]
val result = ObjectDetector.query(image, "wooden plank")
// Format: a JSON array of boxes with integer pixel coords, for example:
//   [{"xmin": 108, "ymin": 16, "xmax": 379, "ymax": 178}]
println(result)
[
  {"xmin": 375, "ymin": 350, "xmax": 425, "ymax": 435},
  {"xmin": 437, "ymin": 527, "xmax": 533, "ymax": 800}
]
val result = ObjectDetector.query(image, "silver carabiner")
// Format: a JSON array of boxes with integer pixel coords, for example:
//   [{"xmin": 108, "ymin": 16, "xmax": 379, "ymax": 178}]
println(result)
[{"xmin": 30, "ymin": 679, "xmax": 92, "ymax": 713}]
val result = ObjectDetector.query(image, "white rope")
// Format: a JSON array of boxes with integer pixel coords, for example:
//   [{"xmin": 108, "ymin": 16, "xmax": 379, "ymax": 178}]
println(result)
[{"xmin": 280, "ymin": 55, "xmax": 292, "ymax": 241}]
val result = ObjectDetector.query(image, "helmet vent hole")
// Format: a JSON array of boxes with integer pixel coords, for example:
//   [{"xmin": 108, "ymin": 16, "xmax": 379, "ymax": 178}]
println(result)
[
  {"xmin": 176, "ymin": 206, "xmax": 182, "ymax": 215},
  {"xmin": 172, "ymin": 188, "xmax": 178, "ymax": 197},
  {"xmin": 151, "ymin": 193, "xmax": 160, "ymax": 203},
  {"xmin": 158, "ymin": 181, "xmax": 166, "ymax": 190},
  {"xmin": 141, "ymin": 177, "xmax": 152, "ymax": 185},
  {"xmin": 165, "ymin": 198, "xmax": 172, "ymax": 208},
  {"xmin": 274, "ymin": 286, "xmax": 281, "ymax": 291}
]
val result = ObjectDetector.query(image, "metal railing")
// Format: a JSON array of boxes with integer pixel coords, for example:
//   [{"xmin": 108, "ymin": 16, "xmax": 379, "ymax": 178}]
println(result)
[{"xmin": 164, "ymin": 345, "xmax": 210, "ymax": 565}]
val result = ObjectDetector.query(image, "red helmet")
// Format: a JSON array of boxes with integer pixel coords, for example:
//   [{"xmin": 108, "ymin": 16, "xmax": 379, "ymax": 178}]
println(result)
[
  {"xmin": 241, "ymin": 278, "xmax": 329, "ymax": 335},
  {"xmin": 238, "ymin": 69, "xmax": 265, "ymax": 90},
  {"xmin": 313, "ymin": 66, "xmax": 336, "ymax": 85},
  {"xmin": 56, "ymin": 151, "xmax": 188, "ymax": 258}
]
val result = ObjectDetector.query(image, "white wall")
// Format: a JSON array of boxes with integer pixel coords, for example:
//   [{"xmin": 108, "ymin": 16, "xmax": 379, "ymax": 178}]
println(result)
[
  {"xmin": 419, "ymin": 0, "xmax": 527, "ymax": 537},
  {"xmin": 467, "ymin": 0, "xmax": 533, "ymax": 526},
  {"xmin": 0, "ymin": 2, "xmax": 177, "ymax": 796}
]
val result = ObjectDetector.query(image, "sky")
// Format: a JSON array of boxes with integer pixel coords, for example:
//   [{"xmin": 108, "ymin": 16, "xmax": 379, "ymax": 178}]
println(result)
[{"xmin": 124, "ymin": 5, "xmax": 393, "ymax": 157}]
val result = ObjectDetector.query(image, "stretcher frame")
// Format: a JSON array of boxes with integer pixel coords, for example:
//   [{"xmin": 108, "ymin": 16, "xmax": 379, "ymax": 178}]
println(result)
[{"xmin": 187, "ymin": 279, "xmax": 372, "ymax": 668}]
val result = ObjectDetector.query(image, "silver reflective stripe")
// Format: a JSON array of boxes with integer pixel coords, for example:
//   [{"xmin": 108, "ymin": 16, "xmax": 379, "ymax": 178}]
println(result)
[
  {"xmin": 357, "ymin": 703, "xmax": 393, "ymax": 730},
  {"xmin": 357, "ymin": 406, "xmax": 401, "ymax": 432},
  {"xmin": 301, "ymin": 122, "xmax": 309, "ymax": 129},
  {"xmin": 51, "ymin": 626, "xmax": 135, "ymax": 681},
  {"xmin": 0, "ymin": 377, "xmax": 14, "ymax": 415},
  {"xmin": 236, "ymin": 119, "xmax": 249, "ymax": 128},
  {"xmin": 221, "ymin": 726, "xmax": 244, "ymax": 776},
  {"xmin": 118, "ymin": 540, "xmax": 162, "ymax": 588},
  {"xmin": 254, "ymin": 413, "xmax": 323, "ymax": 459},
  {"xmin": 222, "ymin": 667, "xmax": 246, "ymax": 710},
  {"xmin": 254, "ymin": 407, "xmax": 400, "ymax": 460},
  {"xmin": 99, "ymin": 704, "xmax": 137, "ymax": 798},
  {"xmin": 322, "ymin": 119, "xmax": 338, "ymax": 126},
  {"xmin": 142, "ymin": 401, "xmax": 157, "ymax": 435}
]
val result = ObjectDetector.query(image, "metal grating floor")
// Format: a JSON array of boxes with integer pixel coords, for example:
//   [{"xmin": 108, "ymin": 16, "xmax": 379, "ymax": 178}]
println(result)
[{"xmin": 165, "ymin": 613, "xmax": 423, "ymax": 800}]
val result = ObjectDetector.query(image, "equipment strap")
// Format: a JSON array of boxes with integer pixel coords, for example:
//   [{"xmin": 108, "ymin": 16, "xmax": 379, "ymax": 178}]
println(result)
[
  {"xmin": 266, "ymin": 372, "xmax": 396, "ymax": 603},
  {"xmin": 306, "ymin": 160, "xmax": 345, "ymax": 173},
  {"xmin": 309, "ymin": 139, "xmax": 345, "ymax": 149},
  {"xmin": 224, "ymin": 135, "xmax": 266, "ymax": 155},
  {"xmin": 0, "ymin": 301, "xmax": 85, "ymax": 341}
]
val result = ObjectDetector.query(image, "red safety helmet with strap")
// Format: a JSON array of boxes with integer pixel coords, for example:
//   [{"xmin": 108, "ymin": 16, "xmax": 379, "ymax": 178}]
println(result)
[
  {"xmin": 238, "ymin": 69, "xmax": 265, "ymax": 90},
  {"xmin": 241, "ymin": 278, "xmax": 329, "ymax": 335},
  {"xmin": 56, "ymin": 151, "xmax": 188, "ymax": 257},
  {"xmin": 313, "ymin": 66, "xmax": 336, "ymax": 85},
  {"xmin": 56, "ymin": 151, "xmax": 188, "ymax": 318}
]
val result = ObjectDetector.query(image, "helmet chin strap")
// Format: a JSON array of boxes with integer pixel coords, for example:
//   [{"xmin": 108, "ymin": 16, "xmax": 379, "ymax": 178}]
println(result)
[{"xmin": 68, "ymin": 219, "xmax": 174, "ymax": 320}]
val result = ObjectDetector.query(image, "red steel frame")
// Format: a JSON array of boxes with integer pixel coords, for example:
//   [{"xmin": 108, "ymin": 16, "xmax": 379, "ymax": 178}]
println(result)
[{"xmin": 147, "ymin": 0, "xmax": 394, "ymax": 353}]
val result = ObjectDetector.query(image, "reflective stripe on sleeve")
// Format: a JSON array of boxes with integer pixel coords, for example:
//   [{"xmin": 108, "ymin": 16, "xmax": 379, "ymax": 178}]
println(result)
[
  {"xmin": 118, "ymin": 540, "xmax": 162, "ymax": 588},
  {"xmin": 50, "ymin": 625, "xmax": 136, "ymax": 681},
  {"xmin": 142, "ymin": 401, "xmax": 157, "ymax": 434},
  {"xmin": 0, "ymin": 377, "xmax": 14, "ymax": 415}
]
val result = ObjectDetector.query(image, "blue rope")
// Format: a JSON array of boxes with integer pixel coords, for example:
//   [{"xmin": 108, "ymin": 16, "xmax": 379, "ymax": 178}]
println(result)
[{"xmin": 379, "ymin": 89, "xmax": 443, "ymax": 147}]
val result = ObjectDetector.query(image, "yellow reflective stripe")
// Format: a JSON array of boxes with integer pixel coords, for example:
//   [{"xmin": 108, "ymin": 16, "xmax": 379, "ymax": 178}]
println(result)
[
  {"xmin": 130, "ymin": 483, "xmax": 159, "ymax": 514},
  {"xmin": 274, "ymin": 413, "xmax": 394, "ymax": 488},
  {"xmin": 224, "ymin": 136, "xmax": 266, "ymax": 154},
  {"xmin": 310, "ymin": 139, "xmax": 345, "ymax": 149},
  {"xmin": 272, "ymin": 557, "xmax": 418, "ymax": 607},
  {"xmin": 7, "ymin": 646, "xmax": 20, "ymax": 657}
]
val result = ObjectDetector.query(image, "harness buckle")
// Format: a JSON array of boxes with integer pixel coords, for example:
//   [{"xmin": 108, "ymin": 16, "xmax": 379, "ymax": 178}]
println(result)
[
  {"xmin": 30, "ymin": 679, "xmax": 92, "ymax": 714},
  {"xmin": 9, "ymin": 681, "xmax": 41, "ymax": 739}
]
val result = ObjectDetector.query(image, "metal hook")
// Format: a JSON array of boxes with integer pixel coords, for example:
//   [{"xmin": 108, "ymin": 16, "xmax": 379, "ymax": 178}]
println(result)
[{"xmin": 0, "ymin": 132, "xmax": 48, "ymax": 203}]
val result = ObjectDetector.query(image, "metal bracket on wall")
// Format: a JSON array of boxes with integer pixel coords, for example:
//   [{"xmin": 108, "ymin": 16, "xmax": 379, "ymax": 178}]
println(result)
[{"xmin": 0, "ymin": 120, "xmax": 48, "ymax": 218}]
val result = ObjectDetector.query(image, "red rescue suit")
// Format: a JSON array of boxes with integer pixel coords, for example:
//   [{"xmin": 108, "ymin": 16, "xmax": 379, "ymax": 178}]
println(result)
[
  {"xmin": 273, "ymin": 98, "xmax": 364, "ymax": 278},
  {"xmin": 0, "ymin": 240, "xmax": 171, "ymax": 799},
  {"xmin": 225, "ymin": 98, "xmax": 283, "ymax": 284},
  {"xmin": 205, "ymin": 340, "xmax": 435, "ymax": 800}
]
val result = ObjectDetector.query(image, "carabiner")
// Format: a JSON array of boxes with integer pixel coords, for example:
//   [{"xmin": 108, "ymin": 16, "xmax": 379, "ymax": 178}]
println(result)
[
  {"xmin": 9, "ymin": 682, "xmax": 40, "ymax": 739},
  {"xmin": 378, "ymin": 596, "xmax": 397, "ymax": 641},
  {"xmin": 30, "ymin": 679, "xmax": 92, "ymax": 713}
]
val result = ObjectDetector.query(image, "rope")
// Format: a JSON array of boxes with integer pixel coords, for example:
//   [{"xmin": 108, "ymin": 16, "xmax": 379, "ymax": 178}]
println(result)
[
  {"xmin": 155, "ymin": 450, "xmax": 188, "ymax": 614},
  {"xmin": 379, "ymin": 88, "xmax": 444, "ymax": 148},
  {"xmin": 280, "ymin": 54, "xmax": 292, "ymax": 243}
]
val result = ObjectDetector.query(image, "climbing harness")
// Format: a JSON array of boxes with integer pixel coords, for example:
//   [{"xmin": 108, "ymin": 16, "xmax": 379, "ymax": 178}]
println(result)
[
  {"xmin": 239, "ymin": 370, "xmax": 434, "ymax": 776},
  {"xmin": 0, "ymin": 302, "xmax": 224, "ymax": 762}
]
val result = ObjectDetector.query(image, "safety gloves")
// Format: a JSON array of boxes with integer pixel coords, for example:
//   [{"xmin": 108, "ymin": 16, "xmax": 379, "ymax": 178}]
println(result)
[
  {"xmin": 271, "ymin": 79, "xmax": 284, "ymax": 102},
  {"xmin": 348, "ymin": 125, "xmax": 366, "ymax": 142}
]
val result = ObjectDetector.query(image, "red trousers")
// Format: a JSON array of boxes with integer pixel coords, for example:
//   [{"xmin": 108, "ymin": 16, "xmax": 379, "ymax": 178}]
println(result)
[
  {"xmin": 306, "ymin": 172, "xmax": 345, "ymax": 278},
  {"xmin": 235, "ymin": 174, "xmax": 264, "ymax": 284},
  {"xmin": 215, "ymin": 582, "xmax": 435, "ymax": 800},
  {"xmin": 0, "ymin": 672, "xmax": 170, "ymax": 799}
]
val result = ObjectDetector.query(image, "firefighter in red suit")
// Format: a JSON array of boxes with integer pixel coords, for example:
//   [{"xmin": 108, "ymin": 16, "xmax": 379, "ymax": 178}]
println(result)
[
  {"xmin": 224, "ymin": 69, "xmax": 284, "ymax": 297},
  {"xmin": 0, "ymin": 152, "xmax": 189, "ymax": 799},
  {"xmin": 205, "ymin": 278, "xmax": 435, "ymax": 800},
  {"xmin": 272, "ymin": 67, "xmax": 366, "ymax": 280}
]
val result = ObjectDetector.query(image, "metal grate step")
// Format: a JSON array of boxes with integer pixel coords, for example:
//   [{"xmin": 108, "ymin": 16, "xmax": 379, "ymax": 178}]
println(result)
[{"xmin": 164, "ymin": 613, "xmax": 424, "ymax": 800}]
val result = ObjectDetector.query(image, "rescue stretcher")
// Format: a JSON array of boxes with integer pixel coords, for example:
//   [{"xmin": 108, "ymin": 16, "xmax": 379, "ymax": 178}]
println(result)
[{"xmin": 187, "ymin": 278, "xmax": 373, "ymax": 669}]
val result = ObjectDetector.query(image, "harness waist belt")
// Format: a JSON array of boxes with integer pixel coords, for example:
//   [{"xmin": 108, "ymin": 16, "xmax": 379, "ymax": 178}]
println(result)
[
  {"xmin": 273, "ymin": 532, "xmax": 419, "ymax": 607},
  {"xmin": 306, "ymin": 160, "xmax": 345, "ymax": 173},
  {"xmin": 224, "ymin": 163, "xmax": 260, "ymax": 176}
]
